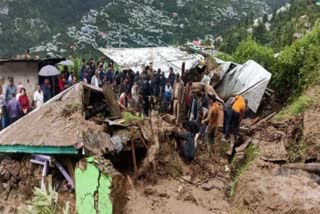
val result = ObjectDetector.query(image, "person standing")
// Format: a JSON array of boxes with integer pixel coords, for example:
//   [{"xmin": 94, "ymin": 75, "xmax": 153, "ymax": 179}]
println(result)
[
  {"xmin": 33, "ymin": 85, "xmax": 44, "ymax": 109},
  {"xmin": 7, "ymin": 93, "xmax": 21, "ymax": 125},
  {"xmin": 3, "ymin": 77, "xmax": 17, "ymax": 129},
  {"xmin": 89, "ymin": 58, "xmax": 96, "ymax": 79},
  {"xmin": 141, "ymin": 76, "xmax": 153, "ymax": 116},
  {"xmin": 91, "ymin": 70, "xmax": 100, "ymax": 88},
  {"xmin": 172, "ymin": 73, "xmax": 185, "ymax": 124},
  {"xmin": 227, "ymin": 95, "xmax": 247, "ymax": 142},
  {"xmin": 58, "ymin": 74, "xmax": 65, "ymax": 93},
  {"xmin": 168, "ymin": 67, "xmax": 176, "ymax": 87},
  {"xmin": 223, "ymin": 97, "xmax": 235, "ymax": 139},
  {"xmin": 16, "ymin": 83, "xmax": 24, "ymax": 100},
  {"xmin": 105, "ymin": 67, "xmax": 114, "ymax": 84},
  {"xmin": 18, "ymin": 88, "xmax": 30, "ymax": 115},
  {"xmin": 163, "ymin": 80, "xmax": 173, "ymax": 113},
  {"xmin": 185, "ymin": 82, "xmax": 193, "ymax": 118},
  {"xmin": 131, "ymin": 82, "xmax": 139, "ymax": 104},
  {"xmin": 80, "ymin": 58, "xmax": 86, "ymax": 81},
  {"xmin": 42, "ymin": 79, "xmax": 52, "ymax": 103},
  {"xmin": 4, "ymin": 77, "xmax": 17, "ymax": 104},
  {"xmin": 119, "ymin": 90, "xmax": 129, "ymax": 109},
  {"xmin": 202, "ymin": 95, "xmax": 220, "ymax": 156}
]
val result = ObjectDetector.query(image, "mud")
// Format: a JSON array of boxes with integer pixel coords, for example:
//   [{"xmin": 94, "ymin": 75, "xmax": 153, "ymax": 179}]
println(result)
[{"xmin": 234, "ymin": 158, "xmax": 320, "ymax": 214}]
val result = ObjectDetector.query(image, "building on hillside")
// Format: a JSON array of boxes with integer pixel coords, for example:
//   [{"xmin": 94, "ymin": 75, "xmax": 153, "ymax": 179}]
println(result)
[{"xmin": 0, "ymin": 58, "xmax": 64, "ymax": 100}]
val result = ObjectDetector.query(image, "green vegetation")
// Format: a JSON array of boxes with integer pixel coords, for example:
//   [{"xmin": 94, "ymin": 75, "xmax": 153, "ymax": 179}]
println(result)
[
  {"xmin": 0, "ymin": 0, "xmax": 286, "ymax": 57},
  {"xmin": 230, "ymin": 144, "xmax": 258, "ymax": 200},
  {"xmin": 219, "ymin": 2, "xmax": 320, "ymax": 100},
  {"xmin": 233, "ymin": 38, "xmax": 275, "ymax": 71},
  {"xmin": 22, "ymin": 186, "xmax": 70, "ymax": 214},
  {"xmin": 274, "ymin": 95, "xmax": 312, "ymax": 121},
  {"xmin": 121, "ymin": 112, "xmax": 144, "ymax": 123},
  {"xmin": 215, "ymin": 53, "xmax": 234, "ymax": 62},
  {"xmin": 287, "ymin": 140, "xmax": 306, "ymax": 162}
]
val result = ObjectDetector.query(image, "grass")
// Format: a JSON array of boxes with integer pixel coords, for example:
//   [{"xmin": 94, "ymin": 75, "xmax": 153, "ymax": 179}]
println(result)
[
  {"xmin": 287, "ymin": 140, "xmax": 306, "ymax": 163},
  {"xmin": 274, "ymin": 95, "xmax": 312, "ymax": 121},
  {"xmin": 121, "ymin": 112, "xmax": 144, "ymax": 123},
  {"xmin": 229, "ymin": 144, "xmax": 258, "ymax": 200}
]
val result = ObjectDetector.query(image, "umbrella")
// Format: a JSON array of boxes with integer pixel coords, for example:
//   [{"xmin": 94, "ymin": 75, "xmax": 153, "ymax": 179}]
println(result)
[
  {"xmin": 39, "ymin": 65, "xmax": 60, "ymax": 76},
  {"xmin": 58, "ymin": 59, "xmax": 74, "ymax": 66}
]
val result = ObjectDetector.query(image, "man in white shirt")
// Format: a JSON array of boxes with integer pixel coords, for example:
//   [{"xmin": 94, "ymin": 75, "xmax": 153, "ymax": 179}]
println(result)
[
  {"xmin": 33, "ymin": 85, "xmax": 44, "ymax": 109},
  {"xmin": 91, "ymin": 70, "xmax": 100, "ymax": 88},
  {"xmin": 131, "ymin": 82, "xmax": 139, "ymax": 103}
]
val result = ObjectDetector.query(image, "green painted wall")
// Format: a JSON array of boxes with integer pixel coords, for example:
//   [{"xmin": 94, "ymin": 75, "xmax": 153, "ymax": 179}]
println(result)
[{"xmin": 75, "ymin": 158, "xmax": 112, "ymax": 214}]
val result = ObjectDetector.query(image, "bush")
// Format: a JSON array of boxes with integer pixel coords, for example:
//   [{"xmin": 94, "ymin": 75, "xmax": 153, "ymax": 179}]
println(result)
[
  {"xmin": 233, "ymin": 38, "xmax": 275, "ymax": 71},
  {"xmin": 215, "ymin": 53, "xmax": 234, "ymax": 62},
  {"xmin": 272, "ymin": 20, "xmax": 320, "ymax": 96}
]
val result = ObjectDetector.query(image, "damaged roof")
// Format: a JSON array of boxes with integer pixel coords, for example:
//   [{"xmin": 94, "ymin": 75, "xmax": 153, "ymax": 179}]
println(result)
[
  {"xmin": 215, "ymin": 60, "xmax": 272, "ymax": 113},
  {"xmin": 99, "ymin": 47, "xmax": 204, "ymax": 75},
  {"xmin": 0, "ymin": 83, "xmax": 106, "ymax": 154}
]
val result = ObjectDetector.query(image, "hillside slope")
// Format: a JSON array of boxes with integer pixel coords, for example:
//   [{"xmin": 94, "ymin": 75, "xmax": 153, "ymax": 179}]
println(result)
[{"xmin": 0, "ymin": 0, "xmax": 286, "ymax": 57}]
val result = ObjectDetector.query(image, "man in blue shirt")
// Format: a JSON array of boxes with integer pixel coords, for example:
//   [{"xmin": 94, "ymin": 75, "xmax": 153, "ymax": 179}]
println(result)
[
  {"xmin": 42, "ymin": 79, "xmax": 52, "ymax": 103},
  {"xmin": 7, "ymin": 93, "xmax": 20, "ymax": 125}
]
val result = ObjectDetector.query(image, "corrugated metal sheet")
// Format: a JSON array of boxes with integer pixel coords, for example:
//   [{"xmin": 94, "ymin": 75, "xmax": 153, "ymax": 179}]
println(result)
[
  {"xmin": 215, "ymin": 60, "xmax": 271, "ymax": 113},
  {"xmin": 99, "ymin": 47, "xmax": 204, "ymax": 76}
]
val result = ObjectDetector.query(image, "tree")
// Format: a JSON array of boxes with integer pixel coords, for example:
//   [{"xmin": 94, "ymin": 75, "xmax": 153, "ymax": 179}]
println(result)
[{"xmin": 252, "ymin": 22, "xmax": 270, "ymax": 44}]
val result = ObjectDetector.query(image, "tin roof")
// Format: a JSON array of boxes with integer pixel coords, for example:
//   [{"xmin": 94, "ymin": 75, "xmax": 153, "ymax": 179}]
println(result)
[
  {"xmin": 99, "ymin": 47, "xmax": 204, "ymax": 76},
  {"xmin": 215, "ymin": 60, "xmax": 272, "ymax": 113}
]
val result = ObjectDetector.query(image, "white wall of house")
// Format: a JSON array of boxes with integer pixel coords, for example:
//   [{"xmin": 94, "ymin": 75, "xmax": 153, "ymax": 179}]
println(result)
[{"xmin": 0, "ymin": 61, "xmax": 39, "ymax": 101}]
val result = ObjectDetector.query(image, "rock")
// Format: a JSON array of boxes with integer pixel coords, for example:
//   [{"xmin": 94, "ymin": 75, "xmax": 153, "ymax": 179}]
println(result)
[
  {"xmin": 144, "ymin": 188, "xmax": 157, "ymax": 196},
  {"xmin": 177, "ymin": 186, "xmax": 183, "ymax": 193},
  {"xmin": 158, "ymin": 192, "xmax": 169, "ymax": 198},
  {"xmin": 202, "ymin": 182, "xmax": 215, "ymax": 191},
  {"xmin": 202, "ymin": 180, "xmax": 225, "ymax": 191},
  {"xmin": 224, "ymin": 165, "xmax": 231, "ymax": 172},
  {"xmin": 181, "ymin": 175, "xmax": 192, "ymax": 183}
]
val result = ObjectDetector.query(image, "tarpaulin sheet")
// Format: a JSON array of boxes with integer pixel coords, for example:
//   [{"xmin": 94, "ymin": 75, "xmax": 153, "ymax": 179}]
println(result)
[
  {"xmin": 99, "ymin": 47, "xmax": 204, "ymax": 76},
  {"xmin": 215, "ymin": 60, "xmax": 271, "ymax": 113}
]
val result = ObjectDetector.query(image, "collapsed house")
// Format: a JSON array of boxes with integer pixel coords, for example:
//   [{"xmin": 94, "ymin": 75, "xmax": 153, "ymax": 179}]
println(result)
[{"xmin": 0, "ymin": 82, "xmax": 179, "ymax": 213}]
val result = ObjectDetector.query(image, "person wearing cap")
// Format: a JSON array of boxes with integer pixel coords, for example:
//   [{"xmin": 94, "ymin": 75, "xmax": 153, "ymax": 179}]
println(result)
[
  {"xmin": 202, "ymin": 95, "xmax": 220, "ymax": 156},
  {"xmin": 173, "ymin": 73, "xmax": 185, "ymax": 124},
  {"xmin": 227, "ymin": 95, "xmax": 247, "ymax": 142}
]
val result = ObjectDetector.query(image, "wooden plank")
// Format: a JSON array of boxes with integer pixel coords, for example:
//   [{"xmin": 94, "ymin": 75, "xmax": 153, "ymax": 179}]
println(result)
[
  {"xmin": 251, "ymin": 112, "xmax": 277, "ymax": 129},
  {"xmin": 102, "ymin": 84, "xmax": 121, "ymax": 117},
  {"xmin": 131, "ymin": 141, "xmax": 138, "ymax": 175}
]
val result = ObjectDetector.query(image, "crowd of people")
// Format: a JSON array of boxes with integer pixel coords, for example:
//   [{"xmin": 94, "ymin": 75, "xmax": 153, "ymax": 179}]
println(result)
[
  {"xmin": 0, "ymin": 57, "xmax": 248, "ymax": 163},
  {"xmin": 77, "ymin": 57, "xmax": 248, "ymax": 162}
]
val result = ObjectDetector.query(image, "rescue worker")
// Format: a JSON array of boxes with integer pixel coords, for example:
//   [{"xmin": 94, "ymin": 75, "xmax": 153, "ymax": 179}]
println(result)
[
  {"xmin": 175, "ymin": 120, "xmax": 200, "ymax": 162},
  {"xmin": 226, "ymin": 95, "xmax": 247, "ymax": 142},
  {"xmin": 202, "ymin": 95, "xmax": 220, "ymax": 156},
  {"xmin": 223, "ymin": 96, "xmax": 235, "ymax": 139},
  {"xmin": 172, "ymin": 73, "xmax": 184, "ymax": 124}
]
